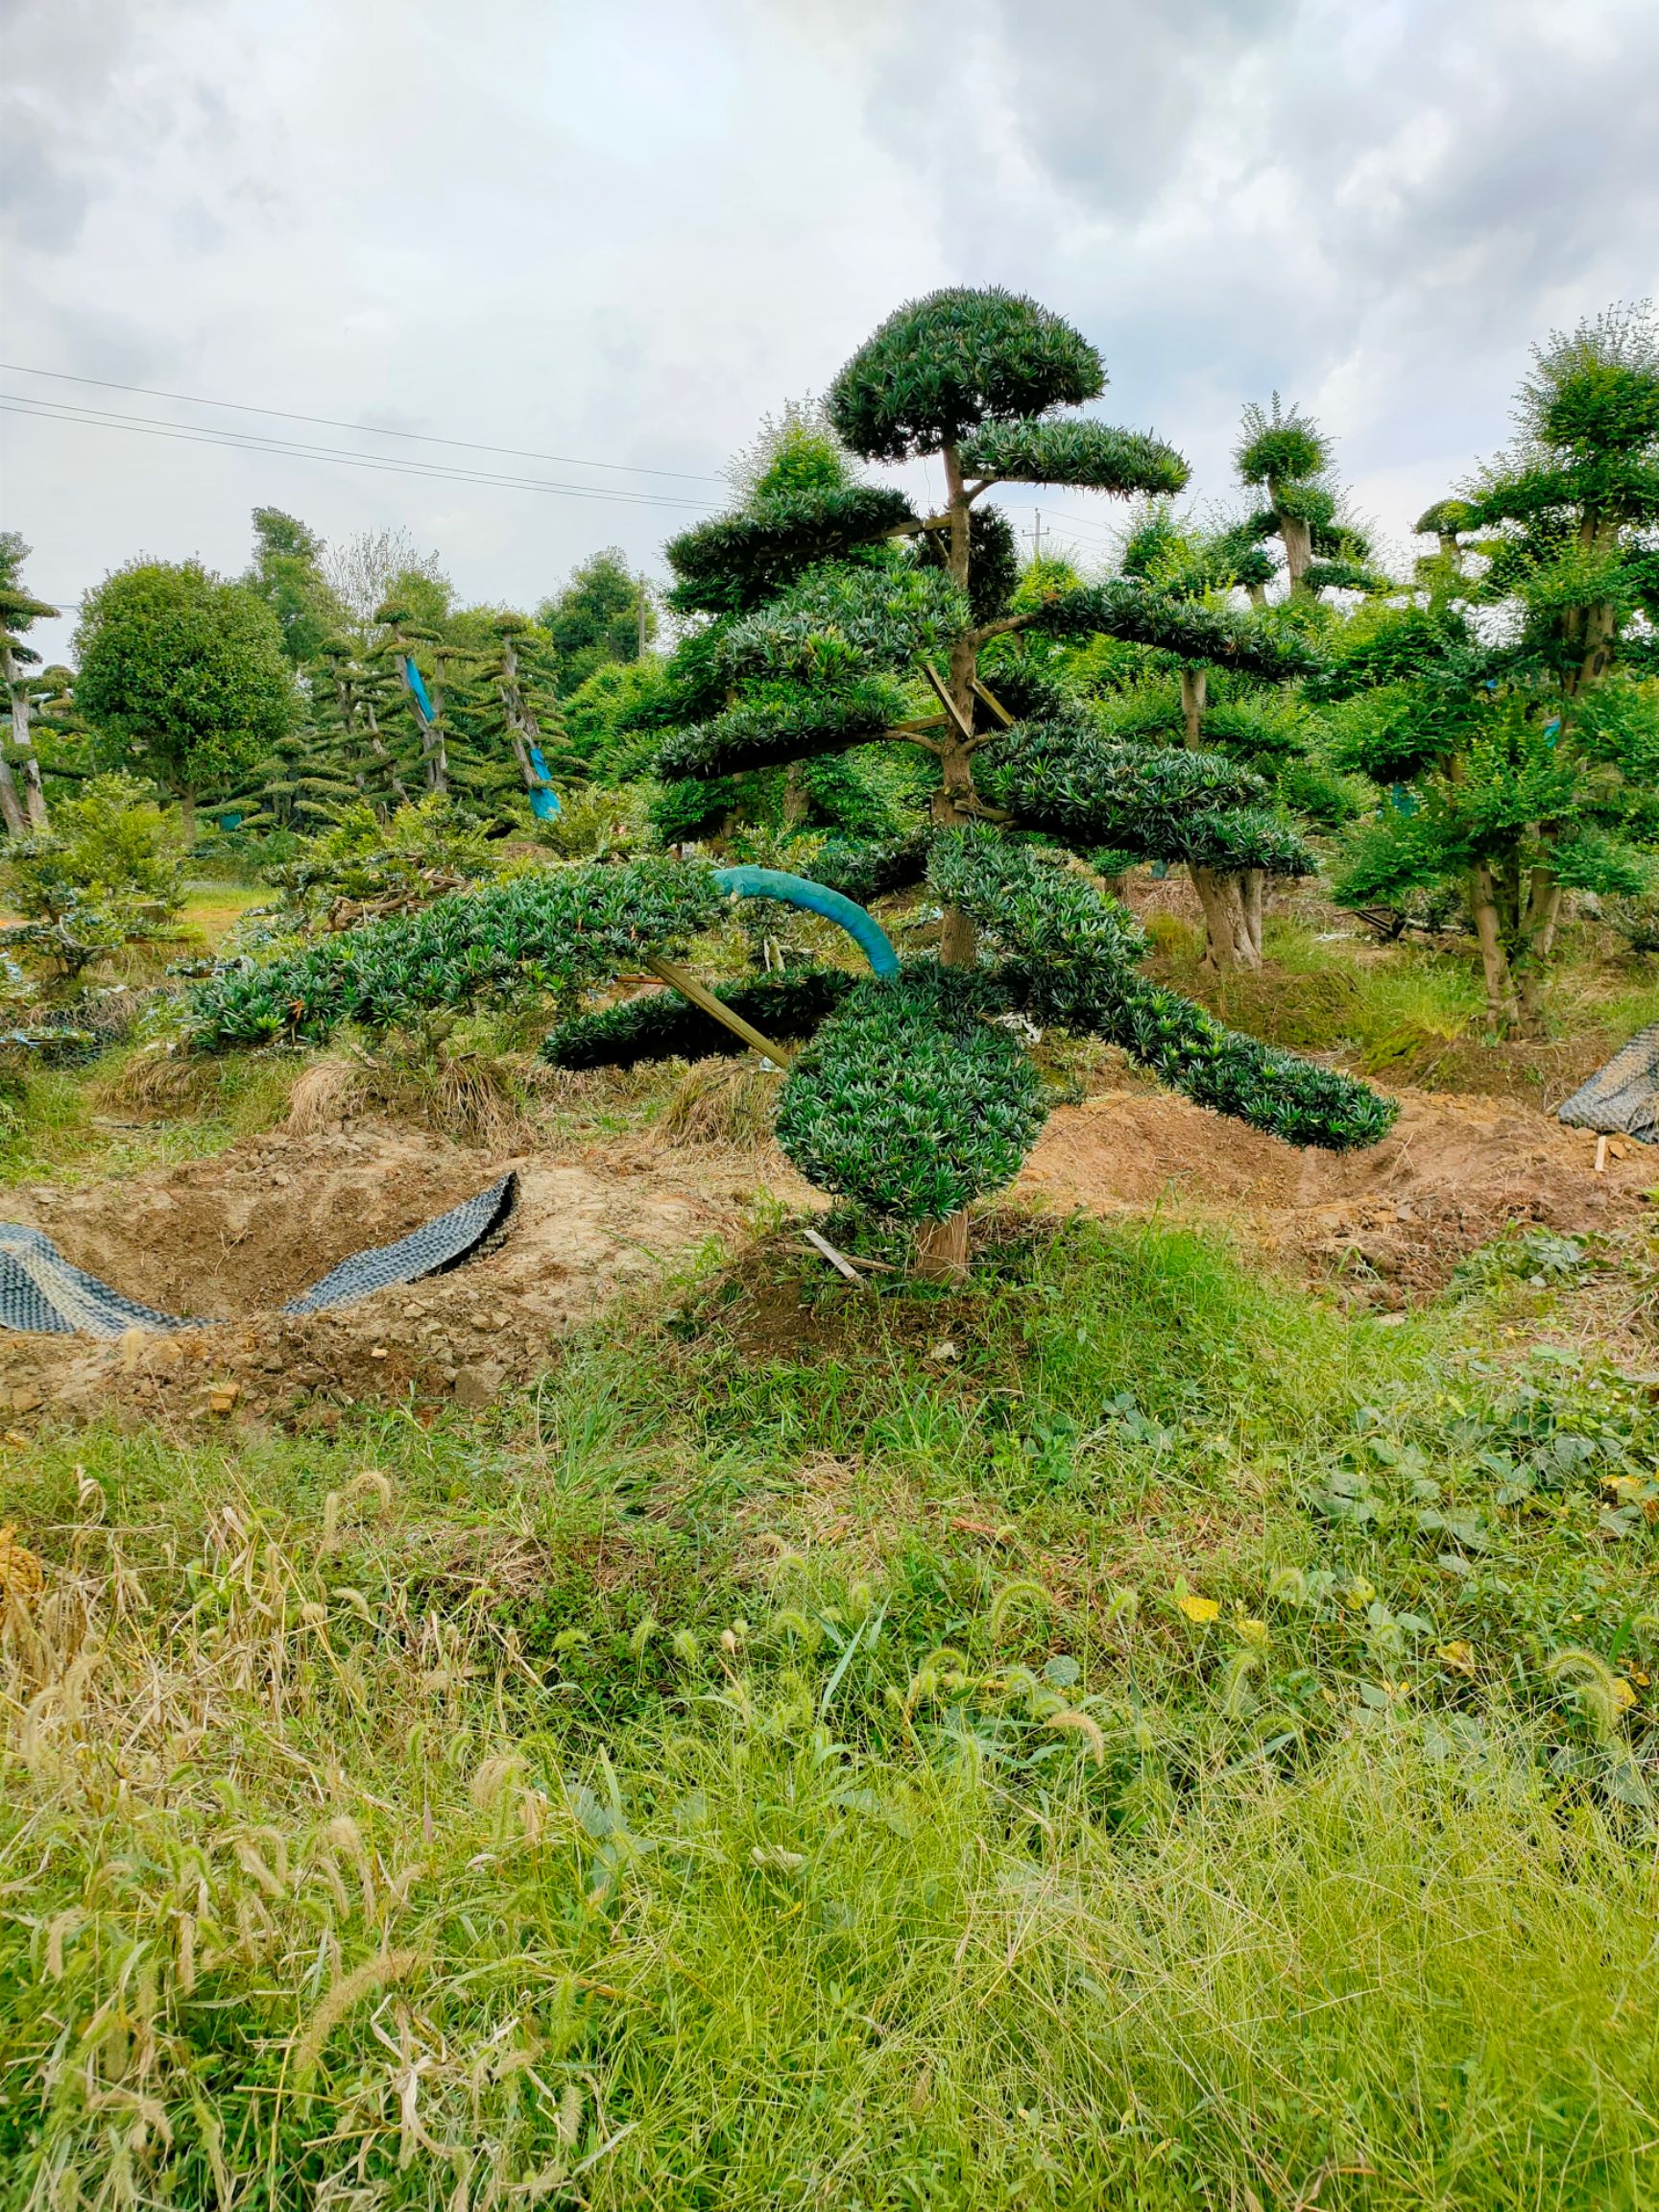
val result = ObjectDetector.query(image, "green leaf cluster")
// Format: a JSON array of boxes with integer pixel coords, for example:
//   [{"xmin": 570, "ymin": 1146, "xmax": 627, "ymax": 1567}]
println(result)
[
  {"xmin": 982, "ymin": 719, "xmax": 1315, "ymax": 874},
  {"xmin": 957, "ymin": 419, "xmax": 1188, "ymax": 496},
  {"xmin": 656, "ymin": 677, "xmax": 910, "ymax": 780},
  {"xmin": 74, "ymin": 560, "xmax": 297, "ymax": 806},
  {"xmin": 927, "ymin": 832, "xmax": 1397, "ymax": 1151},
  {"xmin": 1028, "ymin": 580, "xmax": 1315, "ymax": 678},
  {"xmin": 827, "ymin": 287, "xmax": 1105, "ymax": 463},
  {"xmin": 774, "ymin": 966, "xmax": 1048, "ymax": 1220},
  {"xmin": 664, "ymin": 488, "xmax": 918, "ymax": 617},
  {"xmin": 186, "ymin": 856, "xmax": 724, "ymax": 1049}
]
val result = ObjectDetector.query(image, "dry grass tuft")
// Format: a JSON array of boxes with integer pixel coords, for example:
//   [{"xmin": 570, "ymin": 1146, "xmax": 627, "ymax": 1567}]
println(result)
[
  {"xmin": 285, "ymin": 1053, "xmax": 367, "ymax": 1134},
  {"xmin": 659, "ymin": 1057, "xmax": 785, "ymax": 1153},
  {"xmin": 95, "ymin": 1043, "xmax": 237, "ymax": 1117}
]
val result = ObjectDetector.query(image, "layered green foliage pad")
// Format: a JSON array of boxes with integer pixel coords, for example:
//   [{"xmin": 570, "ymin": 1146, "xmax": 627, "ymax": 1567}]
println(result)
[
  {"xmin": 930, "ymin": 832, "xmax": 1399, "ymax": 1152},
  {"xmin": 983, "ymin": 719, "xmax": 1316, "ymax": 874},
  {"xmin": 664, "ymin": 488, "xmax": 920, "ymax": 617},
  {"xmin": 959, "ymin": 418, "xmax": 1188, "ymax": 495},
  {"xmin": 827, "ymin": 287, "xmax": 1108, "ymax": 462},
  {"xmin": 187, "ymin": 858, "xmax": 724, "ymax": 1049},
  {"xmin": 775, "ymin": 965, "xmax": 1048, "ymax": 1220},
  {"xmin": 1028, "ymin": 579, "xmax": 1313, "ymax": 676}
]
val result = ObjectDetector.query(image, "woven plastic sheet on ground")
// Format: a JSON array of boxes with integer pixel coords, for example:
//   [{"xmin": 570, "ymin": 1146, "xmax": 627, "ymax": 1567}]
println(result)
[
  {"xmin": 0, "ymin": 1224, "xmax": 191, "ymax": 1338},
  {"xmin": 1, "ymin": 1173, "xmax": 519, "ymax": 1335},
  {"xmin": 1558, "ymin": 1023, "xmax": 1659, "ymax": 1142},
  {"xmin": 281, "ymin": 1172, "xmax": 519, "ymax": 1315}
]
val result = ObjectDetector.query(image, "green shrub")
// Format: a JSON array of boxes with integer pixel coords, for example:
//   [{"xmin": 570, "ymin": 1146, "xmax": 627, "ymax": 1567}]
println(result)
[
  {"xmin": 187, "ymin": 856, "xmax": 725, "ymax": 1049},
  {"xmin": 263, "ymin": 794, "xmax": 504, "ymax": 926},
  {"xmin": 0, "ymin": 772, "xmax": 184, "ymax": 982},
  {"xmin": 775, "ymin": 966, "xmax": 1048, "ymax": 1219}
]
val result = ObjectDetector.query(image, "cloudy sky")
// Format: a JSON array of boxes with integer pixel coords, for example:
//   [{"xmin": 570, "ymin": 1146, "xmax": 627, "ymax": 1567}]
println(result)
[{"xmin": 4, "ymin": 0, "xmax": 1656, "ymax": 661}]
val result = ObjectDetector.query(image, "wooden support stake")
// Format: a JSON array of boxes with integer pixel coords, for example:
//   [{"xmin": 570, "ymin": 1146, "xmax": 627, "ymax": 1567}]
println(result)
[
  {"xmin": 922, "ymin": 661, "xmax": 976, "ymax": 746},
  {"xmin": 1595, "ymin": 1133, "xmax": 1609, "ymax": 1174},
  {"xmin": 970, "ymin": 677, "xmax": 1016, "ymax": 729},
  {"xmin": 802, "ymin": 1227, "xmax": 871, "ymax": 1286},
  {"xmin": 643, "ymin": 955, "xmax": 795, "ymax": 1068}
]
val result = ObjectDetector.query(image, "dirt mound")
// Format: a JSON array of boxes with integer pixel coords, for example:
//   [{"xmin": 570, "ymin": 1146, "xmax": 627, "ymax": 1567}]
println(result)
[
  {"xmin": 1018, "ymin": 1086, "xmax": 1655, "ymax": 1297},
  {"xmin": 4, "ymin": 1078, "xmax": 1653, "ymax": 1431},
  {"xmin": 0, "ymin": 1124, "xmax": 763, "ymax": 1429}
]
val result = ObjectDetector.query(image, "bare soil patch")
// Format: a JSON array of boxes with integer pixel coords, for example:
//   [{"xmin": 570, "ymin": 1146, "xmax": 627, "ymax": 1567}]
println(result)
[
  {"xmin": 1017, "ymin": 1085, "xmax": 1656, "ymax": 1299},
  {"xmin": 5, "ymin": 1072, "xmax": 1655, "ymax": 1429},
  {"xmin": 1, "ymin": 1122, "xmax": 765, "ymax": 1429}
]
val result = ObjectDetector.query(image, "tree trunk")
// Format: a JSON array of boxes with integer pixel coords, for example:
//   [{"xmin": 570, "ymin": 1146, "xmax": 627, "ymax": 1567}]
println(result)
[
  {"xmin": 1241, "ymin": 868, "xmax": 1264, "ymax": 961},
  {"xmin": 917, "ymin": 444, "xmax": 982, "ymax": 1280},
  {"xmin": 0, "ymin": 748, "xmax": 26, "ymax": 837},
  {"xmin": 1468, "ymin": 863, "xmax": 1518, "ymax": 1034},
  {"xmin": 915, "ymin": 1208, "xmax": 970, "ymax": 1280},
  {"xmin": 1177, "ymin": 666, "xmax": 1262, "ymax": 968},
  {"xmin": 1179, "ymin": 665, "xmax": 1206, "ymax": 747},
  {"xmin": 1190, "ymin": 864, "xmax": 1258, "ymax": 972},
  {"xmin": 1280, "ymin": 513, "xmax": 1313, "ymax": 593},
  {"xmin": 180, "ymin": 789, "xmax": 197, "ymax": 849},
  {"xmin": 1575, "ymin": 601, "xmax": 1617, "ymax": 693},
  {"xmin": 1511, "ymin": 861, "xmax": 1561, "ymax": 1040},
  {"xmin": 0, "ymin": 643, "xmax": 49, "ymax": 831}
]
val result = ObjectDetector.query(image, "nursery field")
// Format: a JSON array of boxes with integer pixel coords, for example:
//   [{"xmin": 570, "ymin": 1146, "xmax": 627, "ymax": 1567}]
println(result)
[
  {"xmin": 3, "ymin": 914, "xmax": 1658, "ymax": 2211},
  {"xmin": 5, "ymin": 282, "xmax": 1659, "ymax": 2208}
]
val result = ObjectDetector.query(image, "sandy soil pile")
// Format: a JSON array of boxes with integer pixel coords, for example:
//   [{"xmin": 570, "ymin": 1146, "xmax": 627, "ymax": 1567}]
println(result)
[
  {"xmin": 1018, "ymin": 1085, "xmax": 1655, "ymax": 1297},
  {"xmin": 3, "ymin": 1081, "xmax": 1652, "ymax": 1429},
  {"xmin": 0, "ymin": 1125, "xmax": 764, "ymax": 1429}
]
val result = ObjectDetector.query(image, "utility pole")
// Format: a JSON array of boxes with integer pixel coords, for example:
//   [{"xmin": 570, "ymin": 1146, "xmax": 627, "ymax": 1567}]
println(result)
[
  {"xmin": 1031, "ymin": 509, "xmax": 1046, "ymax": 565},
  {"xmin": 636, "ymin": 573, "xmax": 652, "ymax": 660}
]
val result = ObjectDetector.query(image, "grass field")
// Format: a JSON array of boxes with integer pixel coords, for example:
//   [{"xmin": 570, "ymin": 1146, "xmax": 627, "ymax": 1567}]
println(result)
[{"xmin": 3, "ymin": 1211, "xmax": 1656, "ymax": 2208}]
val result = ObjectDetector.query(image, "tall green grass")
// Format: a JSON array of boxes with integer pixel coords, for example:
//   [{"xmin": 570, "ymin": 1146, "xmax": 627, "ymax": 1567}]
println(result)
[{"xmin": 2, "ymin": 1221, "xmax": 1654, "ymax": 2207}]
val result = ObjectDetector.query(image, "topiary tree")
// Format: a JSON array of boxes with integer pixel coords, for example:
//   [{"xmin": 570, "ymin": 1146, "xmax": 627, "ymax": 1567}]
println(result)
[
  {"xmin": 1089, "ymin": 501, "xmax": 1332, "ymax": 969},
  {"xmin": 1324, "ymin": 303, "xmax": 1659, "ymax": 1034},
  {"xmin": 0, "ymin": 532, "xmax": 58, "ymax": 836},
  {"xmin": 560, "ymin": 288, "xmax": 1393, "ymax": 1273},
  {"xmin": 1235, "ymin": 396, "xmax": 1381, "ymax": 600},
  {"xmin": 192, "ymin": 291, "xmax": 1395, "ymax": 1277},
  {"xmin": 74, "ymin": 561, "xmax": 296, "ymax": 845},
  {"xmin": 243, "ymin": 507, "xmax": 349, "ymax": 667}
]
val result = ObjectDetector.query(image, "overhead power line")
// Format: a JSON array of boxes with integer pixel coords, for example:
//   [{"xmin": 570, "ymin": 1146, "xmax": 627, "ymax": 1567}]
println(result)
[
  {"xmin": 0, "ymin": 396, "xmax": 715, "ymax": 513},
  {"xmin": 0, "ymin": 361, "xmax": 727, "ymax": 484}
]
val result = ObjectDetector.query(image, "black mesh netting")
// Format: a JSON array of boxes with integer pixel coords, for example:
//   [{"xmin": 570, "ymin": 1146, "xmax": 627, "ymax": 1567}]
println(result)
[
  {"xmin": 280, "ymin": 1174, "xmax": 518, "ymax": 1314},
  {"xmin": 0, "ymin": 1173, "xmax": 519, "ymax": 1337},
  {"xmin": 0, "ymin": 1224, "xmax": 191, "ymax": 1338}
]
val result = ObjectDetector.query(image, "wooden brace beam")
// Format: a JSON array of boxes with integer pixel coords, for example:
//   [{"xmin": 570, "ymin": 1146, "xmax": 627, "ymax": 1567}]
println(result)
[{"xmin": 643, "ymin": 954, "xmax": 795, "ymax": 1068}]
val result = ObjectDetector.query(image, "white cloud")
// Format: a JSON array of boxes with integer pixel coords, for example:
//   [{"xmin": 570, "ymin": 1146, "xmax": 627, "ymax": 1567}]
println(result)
[{"xmin": 3, "ymin": 0, "xmax": 1655, "ymax": 661}]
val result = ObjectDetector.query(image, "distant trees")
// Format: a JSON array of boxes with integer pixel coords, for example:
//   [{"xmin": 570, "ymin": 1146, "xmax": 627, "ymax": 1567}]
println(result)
[
  {"xmin": 243, "ymin": 508, "xmax": 348, "ymax": 665},
  {"xmin": 74, "ymin": 561, "xmax": 295, "ymax": 843},
  {"xmin": 537, "ymin": 549, "xmax": 656, "ymax": 693},
  {"xmin": 322, "ymin": 526, "xmax": 450, "ymax": 635}
]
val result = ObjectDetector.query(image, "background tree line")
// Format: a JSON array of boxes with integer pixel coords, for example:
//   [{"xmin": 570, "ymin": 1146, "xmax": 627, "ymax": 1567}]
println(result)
[{"xmin": 4, "ymin": 295, "xmax": 1657, "ymax": 1044}]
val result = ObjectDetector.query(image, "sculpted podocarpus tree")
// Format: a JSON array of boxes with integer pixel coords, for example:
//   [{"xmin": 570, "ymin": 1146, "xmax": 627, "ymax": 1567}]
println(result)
[{"xmin": 538, "ymin": 291, "xmax": 1394, "ymax": 1276}]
